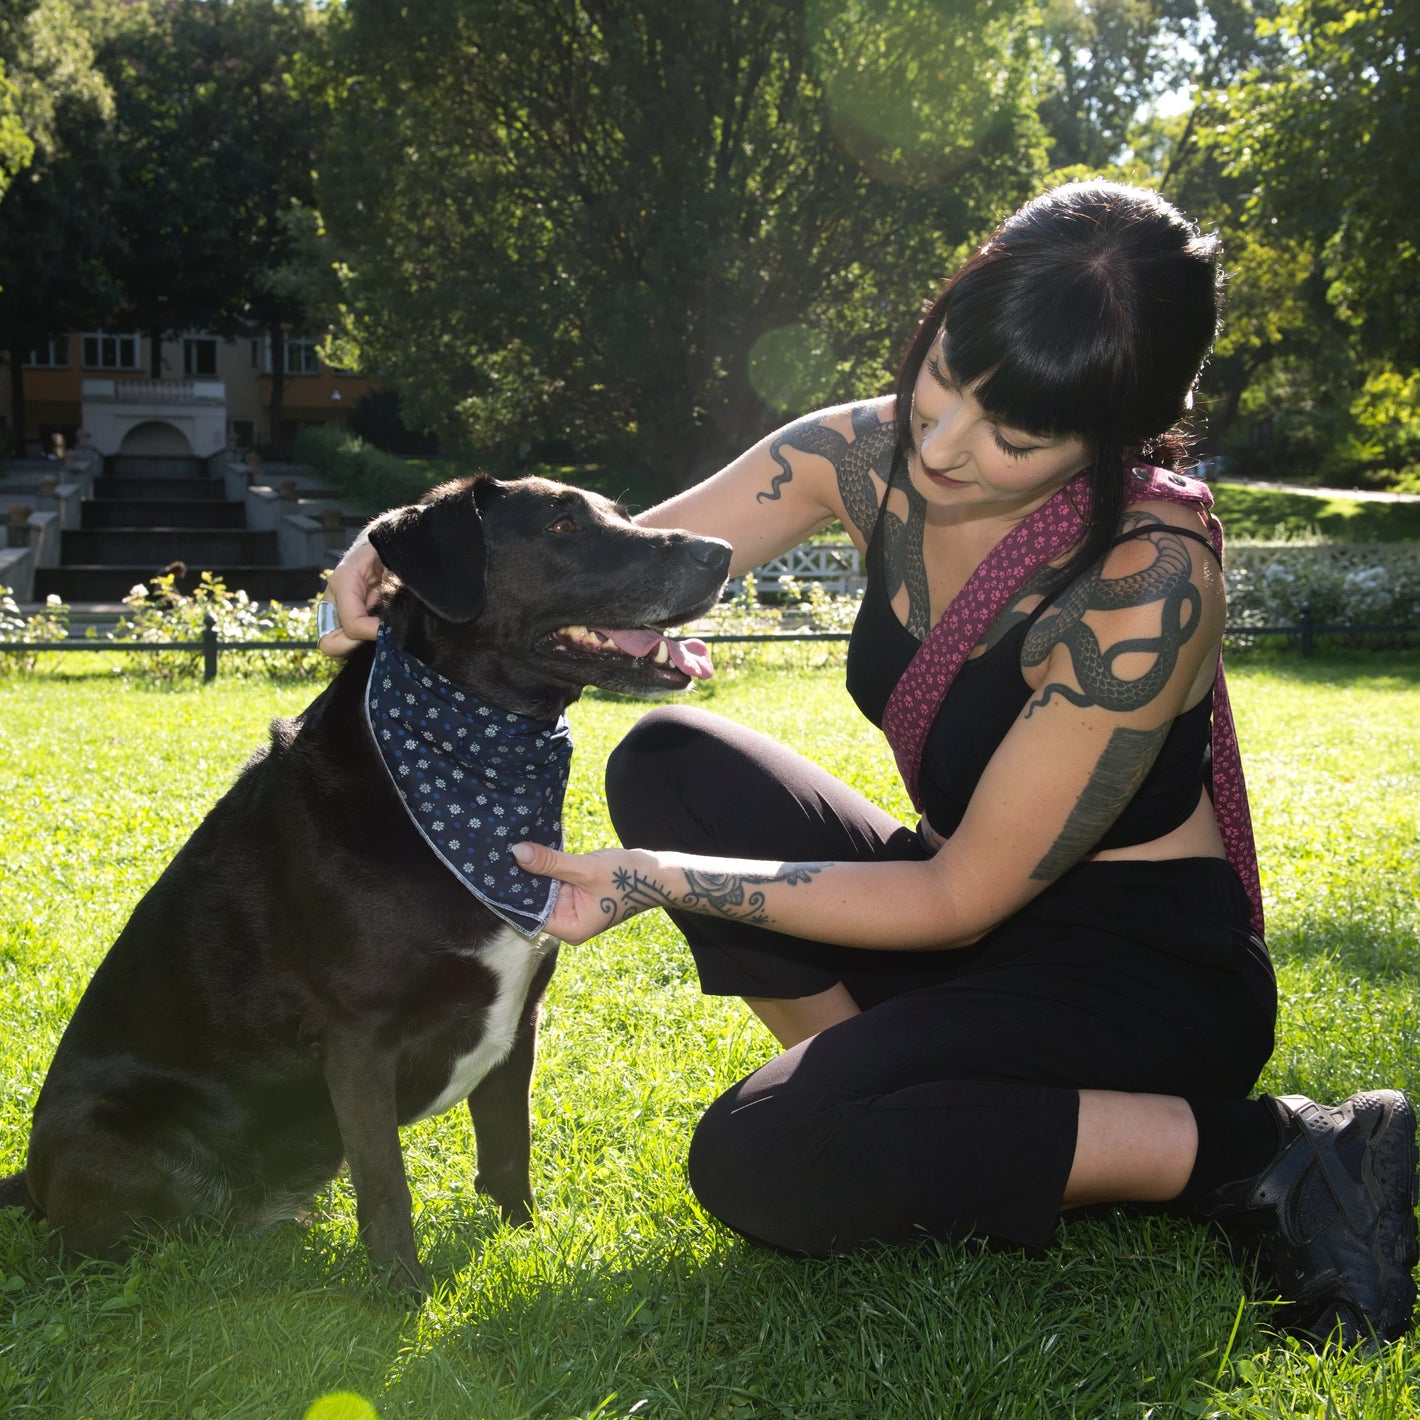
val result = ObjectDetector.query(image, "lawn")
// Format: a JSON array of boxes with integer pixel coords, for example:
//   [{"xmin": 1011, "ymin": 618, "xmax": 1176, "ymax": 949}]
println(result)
[{"xmin": 1, "ymin": 651, "xmax": 1417, "ymax": 1419}]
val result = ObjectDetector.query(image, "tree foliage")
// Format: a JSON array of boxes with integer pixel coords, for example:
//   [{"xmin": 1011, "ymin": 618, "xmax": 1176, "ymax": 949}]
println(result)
[
  {"xmin": 319, "ymin": 0, "xmax": 1048, "ymax": 494},
  {"xmin": 0, "ymin": 0, "xmax": 116, "ymax": 452},
  {"xmin": 0, "ymin": 0, "xmax": 111, "ymax": 195},
  {"xmin": 1221, "ymin": 0, "xmax": 1418, "ymax": 369}
]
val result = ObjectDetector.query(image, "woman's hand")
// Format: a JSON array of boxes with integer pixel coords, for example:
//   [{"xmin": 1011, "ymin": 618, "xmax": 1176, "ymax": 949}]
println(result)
[
  {"xmin": 318, "ymin": 535, "xmax": 386, "ymax": 658},
  {"xmin": 511, "ymin": 841, "xmax": 655, "ymax": 945}
]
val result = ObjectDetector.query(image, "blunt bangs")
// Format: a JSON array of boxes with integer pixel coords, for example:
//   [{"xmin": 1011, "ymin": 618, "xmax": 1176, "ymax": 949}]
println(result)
[{"xmin": 941, "ymin": 264, "xmax": 1140, "ymax": 442}]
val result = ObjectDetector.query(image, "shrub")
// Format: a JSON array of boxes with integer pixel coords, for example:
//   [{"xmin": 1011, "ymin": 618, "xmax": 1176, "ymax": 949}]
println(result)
[
  {"xmin": 683, "ymin": 572, "xmax": 862, "ymax": 682},
  {"xmin": 0, "ymin": 586, "xmax": 70, "ymax": 673},
  {"xmin": 292, "ymin": 426, "xmax": 454, "ymax": 511},
  {"xmin": 110, "ymin": 572, "xmax": 336, "ymax": 684},
  {"xmin": 1224, "ymin": 540, "xmax": 1420, "ymax": 646}
]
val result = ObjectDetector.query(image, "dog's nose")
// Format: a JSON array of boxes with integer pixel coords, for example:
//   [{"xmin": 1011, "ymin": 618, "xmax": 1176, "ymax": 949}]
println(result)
[{"xmin": 692, "ymin": 537, "xmax": 733, "ymax": 571}]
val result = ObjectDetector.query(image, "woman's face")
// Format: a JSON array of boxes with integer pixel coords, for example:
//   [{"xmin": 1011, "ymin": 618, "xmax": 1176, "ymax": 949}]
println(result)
[{"xmin": 908, "ymin": 330, "xmax": 1091, "ymax": 517}]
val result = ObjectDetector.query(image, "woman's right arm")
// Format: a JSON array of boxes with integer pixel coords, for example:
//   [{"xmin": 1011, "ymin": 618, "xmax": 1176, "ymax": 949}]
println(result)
[
  {"xmin": 634, "ymin": 396, "xmax": 897, "ymax": 574},
  {"xmin": 321, "ymin": 396, "xmax": 897, "ymax": 650}
]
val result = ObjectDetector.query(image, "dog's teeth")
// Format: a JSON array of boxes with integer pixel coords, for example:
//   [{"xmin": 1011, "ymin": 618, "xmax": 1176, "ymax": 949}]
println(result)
[
  {"xmin": 565, "ymin": 624, "xmax": 588, "ymax": 641},
  {"xmin": 653, "ymin": 642, "xmax": 670, "ymax": 665}
]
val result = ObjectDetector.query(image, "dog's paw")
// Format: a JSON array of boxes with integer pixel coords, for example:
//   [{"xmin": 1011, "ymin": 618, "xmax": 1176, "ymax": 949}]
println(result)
[
  {"xmin": 495, "ymin": 1197, "xmax": 535, "ymax": 1230},
  {"xmin": 371, "ymin": 1251, "xmax": 431, "ymax": 1302},
  {"xmin": 474, "ymin": 1169, "xmax": 535, "ymax": 1227}
]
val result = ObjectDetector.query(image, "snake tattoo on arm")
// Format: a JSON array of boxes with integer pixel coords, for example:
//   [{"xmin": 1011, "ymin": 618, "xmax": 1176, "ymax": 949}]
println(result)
[
  {"xmin": 601, "ymin": 864, "xmax": 827, "ymax": 928},
  {"xmin": 1022, "ymin": 514, "xmax": 1203, "ymax": 717},
  {"xmin": 758, "ymin": 405, "xmax": 934, "ymax": 638},
  {"xmin": 1022, "ymin": 513, "xmax": 1210, "ymax": 880}
]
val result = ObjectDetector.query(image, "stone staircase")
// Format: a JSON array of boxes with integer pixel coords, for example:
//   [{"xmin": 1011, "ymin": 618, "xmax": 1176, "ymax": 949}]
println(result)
[{"xmin": 34, "ymin": 455, "xmax": 326, "ymax": 604}]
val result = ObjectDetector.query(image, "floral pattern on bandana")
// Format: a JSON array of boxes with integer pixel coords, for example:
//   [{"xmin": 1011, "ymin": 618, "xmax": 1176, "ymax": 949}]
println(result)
[{"xmin": 365, "ymin": 621, "xmax": 572, "ymax": 938}]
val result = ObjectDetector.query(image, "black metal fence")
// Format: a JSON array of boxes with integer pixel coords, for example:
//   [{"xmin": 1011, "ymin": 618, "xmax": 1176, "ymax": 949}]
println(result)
[{"xmin": 2, "ymin": 604, "xmax": 1417, "ymax": 681}]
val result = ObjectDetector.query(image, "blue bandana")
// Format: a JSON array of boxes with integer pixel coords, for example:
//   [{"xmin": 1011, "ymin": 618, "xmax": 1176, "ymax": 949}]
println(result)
[{"xmin": 365, "ymin": 622, "xmax": 572, "ymax": 937}]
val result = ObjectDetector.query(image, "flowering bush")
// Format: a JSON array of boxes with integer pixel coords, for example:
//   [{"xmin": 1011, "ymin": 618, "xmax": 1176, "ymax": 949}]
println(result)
[
  {"xmin": 1224, "ymin": 540, "xmax": 1420, "ymax": 646},
  {"xmin": 0, "ymin": 586, "xmax": 71, "ymax": 673},
  {"xmin": 686, "ymin": 572, "xmax": 863, "ymax": 680},
  {"xmin": 111, "ymin": 571, "xmax": 335, "ymax": 683}
]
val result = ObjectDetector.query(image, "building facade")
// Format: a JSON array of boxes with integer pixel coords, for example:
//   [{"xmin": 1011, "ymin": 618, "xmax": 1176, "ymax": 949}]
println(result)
[{"xmin": 4, "ymin": 331, "xmax": 372, "ymax": 457}]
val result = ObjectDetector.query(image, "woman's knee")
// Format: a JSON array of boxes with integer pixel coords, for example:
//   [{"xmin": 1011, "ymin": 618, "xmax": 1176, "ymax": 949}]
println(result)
[
  {"xmin": 687, "ymin": 1086, "xmax": 792, "ymax": 1249},
  {"xmin": 605, "ymin": 706, "xmax": 735, "ymax": 849},
  {"xmin": 687, "ymin": 1077, "xmax": 848, "ymax": 1256}
]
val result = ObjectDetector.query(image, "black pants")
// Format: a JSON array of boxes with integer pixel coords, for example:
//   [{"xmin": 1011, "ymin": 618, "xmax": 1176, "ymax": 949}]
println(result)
[{"xmin": 606, "ymin": 706, "xmax": 1277, "ymax": 1253}]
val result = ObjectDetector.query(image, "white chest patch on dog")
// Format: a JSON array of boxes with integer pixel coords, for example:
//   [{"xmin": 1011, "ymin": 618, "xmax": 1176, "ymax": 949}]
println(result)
[{"xmin": 412, "ymin": 926, "xmax": 553, "ymax": 1123}]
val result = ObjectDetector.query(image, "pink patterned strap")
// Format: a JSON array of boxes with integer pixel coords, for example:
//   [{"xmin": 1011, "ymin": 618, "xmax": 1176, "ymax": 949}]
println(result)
[{"xmin": 879, "ymin": 465, "xmax": 1264, "ymax": 935}]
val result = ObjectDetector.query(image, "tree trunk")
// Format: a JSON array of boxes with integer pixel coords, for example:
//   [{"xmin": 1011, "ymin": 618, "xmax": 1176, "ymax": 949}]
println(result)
[
  {"xmin": 8, "ymin": 347, "xmax": 27, "ymax": 457},
  {"xmin": 268, "ymin": 323, "xmax": 287, "ymax": 459}
]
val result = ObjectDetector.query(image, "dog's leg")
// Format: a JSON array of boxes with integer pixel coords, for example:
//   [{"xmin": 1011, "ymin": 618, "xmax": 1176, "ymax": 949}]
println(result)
[
  {"xmin": 321, "ymin": 1026, "xmax": 429, "ymax": 1295},
  {"xmin": 466, "ymin": 1021, "xmax": 538, "ymax": 1227},
  {"xmin": 467, "ymin": 947, "xmax": 556, "ymax": 1226},
  {"xmin": 0, "ymin": 1171, "xmax": 42, "ymax": 1219}
]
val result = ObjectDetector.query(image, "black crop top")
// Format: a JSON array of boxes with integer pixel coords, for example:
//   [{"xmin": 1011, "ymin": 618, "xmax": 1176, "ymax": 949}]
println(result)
[{"xmin": 846, "ymin": 484, "xmax": 1217, "ymax": 848}]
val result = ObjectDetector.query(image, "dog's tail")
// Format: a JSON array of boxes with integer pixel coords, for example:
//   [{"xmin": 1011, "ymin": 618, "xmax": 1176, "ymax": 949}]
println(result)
[{"xmin": 0, "ymin": 1170, "xmax": 41, "ymax": 1219}]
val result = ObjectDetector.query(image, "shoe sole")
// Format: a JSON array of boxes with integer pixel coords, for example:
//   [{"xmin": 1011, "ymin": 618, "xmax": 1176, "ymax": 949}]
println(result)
[
  {"xmin": 1286, "ymin": 1089, "xmax": 1419, "ymax": 1346},
  {"xmin": 1358, "ymin": 1089, "xmax": 1419, "ymax": 1342}
]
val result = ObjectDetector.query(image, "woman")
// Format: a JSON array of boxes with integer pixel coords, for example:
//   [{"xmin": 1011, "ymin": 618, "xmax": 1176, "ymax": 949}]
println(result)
[{"xmin": 324, "ymin": 181, "xmax": 1417, "ymax": 1347}]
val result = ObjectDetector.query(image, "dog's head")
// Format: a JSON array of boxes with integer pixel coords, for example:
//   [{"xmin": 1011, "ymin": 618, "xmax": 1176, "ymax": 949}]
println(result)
[{"xmin": 366, "ymin": 476, "xmax": 732, "ymax": 718}]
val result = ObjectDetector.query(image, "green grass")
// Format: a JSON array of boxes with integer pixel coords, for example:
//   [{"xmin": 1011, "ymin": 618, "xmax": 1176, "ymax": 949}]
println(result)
[
  {"xmin": 1, "ymin": 652, "xmax": 1417, "ymax": 1419},
  {"xmin": 1211, "ymin": 482, "xmax": 1420, "ymax": 543}
]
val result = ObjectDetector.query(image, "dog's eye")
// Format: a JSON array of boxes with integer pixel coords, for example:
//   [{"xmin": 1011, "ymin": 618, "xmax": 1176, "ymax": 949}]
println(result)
[{"xmin": 547, "ymin": 515, "xmax": 577, "ymax": 535}]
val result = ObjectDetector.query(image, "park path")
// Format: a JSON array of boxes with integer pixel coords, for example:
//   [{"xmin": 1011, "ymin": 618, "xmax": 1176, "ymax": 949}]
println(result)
[{"xmin": 1225, "ymin": 476, "xmax": 1420, "ymax": 504}]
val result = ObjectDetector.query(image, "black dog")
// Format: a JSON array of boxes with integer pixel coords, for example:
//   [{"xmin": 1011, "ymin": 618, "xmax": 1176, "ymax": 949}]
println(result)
[{"xmin": 0, "ymin": 475, "xmax": 730, "ymax": 1291}]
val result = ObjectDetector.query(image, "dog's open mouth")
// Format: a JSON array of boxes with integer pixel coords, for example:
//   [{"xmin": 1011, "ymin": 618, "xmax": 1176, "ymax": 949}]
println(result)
[{"xmin": 538, "ymin": 624, "xmax": 714, "ymax": 684}]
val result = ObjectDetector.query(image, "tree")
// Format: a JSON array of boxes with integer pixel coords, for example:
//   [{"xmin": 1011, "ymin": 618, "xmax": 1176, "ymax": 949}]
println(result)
[
  {"xmin": 0, "ymin": 59, "xmax": 36, "ymax": 198},
  {"xmin": 95, "ymin": 0, "xmax": 329, "ymax": 455},
  {"xmin": 0, "ymin": 0, "xmax": 111, "ymax": 197},
  {"xmin": 1221, "ymin": 0, "xmax": 1418, "ymax": 370},
  {"xmin": 1157, "ymin": 0, "xmax": 1419, "ymax": 480},
  {"xmin": 197, "ymin": 0, "xmax": 331, "ymax": 456},
  {"xmin": 318, "ymin": 0, "xmax": 1048, "ymax": 496},
  {"xmin": 0, "ymin": 0, "xmax": 115, "ymax": 454}
]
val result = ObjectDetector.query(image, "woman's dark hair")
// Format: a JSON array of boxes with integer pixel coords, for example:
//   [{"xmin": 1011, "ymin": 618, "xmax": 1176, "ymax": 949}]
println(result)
[{"xmin": 894, "ymin": 180, "xmax": 1222, "ymax": 586}]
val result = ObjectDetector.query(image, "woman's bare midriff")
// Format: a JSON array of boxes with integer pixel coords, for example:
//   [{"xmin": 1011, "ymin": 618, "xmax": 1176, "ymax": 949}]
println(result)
[{"xmin": 920, "ymin": 787, "xmax": 1226, "ymax": 866}]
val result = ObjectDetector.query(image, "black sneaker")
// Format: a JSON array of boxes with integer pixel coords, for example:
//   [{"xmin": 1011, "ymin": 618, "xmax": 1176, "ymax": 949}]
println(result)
[{"xmin": 1199, "ymin": 1090, "xmax": 1419, "ymax": 1348}]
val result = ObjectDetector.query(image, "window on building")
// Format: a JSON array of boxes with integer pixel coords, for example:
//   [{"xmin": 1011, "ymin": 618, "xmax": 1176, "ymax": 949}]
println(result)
[
  {"xmin": 24, "ymin": 338, "xmax": 69, "ymax": 369},
  {"xmin": 253, "ymin": 336, "xmax": 323, "ymax": 375},
  {"xmin": 183, "ymin": 337, "xmax": 219, "ymax": 377},
  {"xmin": 286, "ymin": 339, "xmax": 321, "ymax": 375},
  {"xmin": 83, "ymin": 333, "xmax": 140, "ymax": 370}
]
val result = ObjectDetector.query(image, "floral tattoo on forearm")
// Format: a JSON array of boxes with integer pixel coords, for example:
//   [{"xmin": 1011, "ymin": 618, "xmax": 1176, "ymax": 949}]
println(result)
[{"xmin": 601, "ymin": 863, "xmax": 828, "ymax": 927}]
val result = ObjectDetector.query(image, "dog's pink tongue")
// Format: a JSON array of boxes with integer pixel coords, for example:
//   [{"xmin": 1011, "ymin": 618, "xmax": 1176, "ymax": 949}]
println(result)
[{"xmin": 602, "ymin": 627, "xmax": 714, "ymax": 680}]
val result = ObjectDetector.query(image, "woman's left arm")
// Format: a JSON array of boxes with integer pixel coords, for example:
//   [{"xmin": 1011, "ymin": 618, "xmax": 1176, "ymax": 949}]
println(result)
[{"xmin": 517, "ymin": 514, "xmax": 1226, "ymax": 949}]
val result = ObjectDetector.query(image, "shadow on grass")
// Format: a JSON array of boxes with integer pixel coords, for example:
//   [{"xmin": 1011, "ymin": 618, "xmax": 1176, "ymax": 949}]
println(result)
[
  {"xmin": 1227, "ymin": 646, "xmax": 1420, "ymax": 687},
  {"xmin": 2, "ymin": 1157, "xmax": 1411, "ymax": 1418},
  {"xmin": 403, "ymin": 1210, "xmax": 1275, "ymax": 1420}
]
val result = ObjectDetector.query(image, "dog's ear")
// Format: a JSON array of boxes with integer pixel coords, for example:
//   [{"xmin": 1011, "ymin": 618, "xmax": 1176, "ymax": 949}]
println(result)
[{"xmin": 366, "ymin": 479, "xmax": 491, "ymax": 623}]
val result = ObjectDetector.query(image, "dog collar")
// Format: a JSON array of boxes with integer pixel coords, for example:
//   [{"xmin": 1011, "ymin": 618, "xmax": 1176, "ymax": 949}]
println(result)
[{"xmin": 365, "ymin": 621, "xmax": 572, "ymax": 938}]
